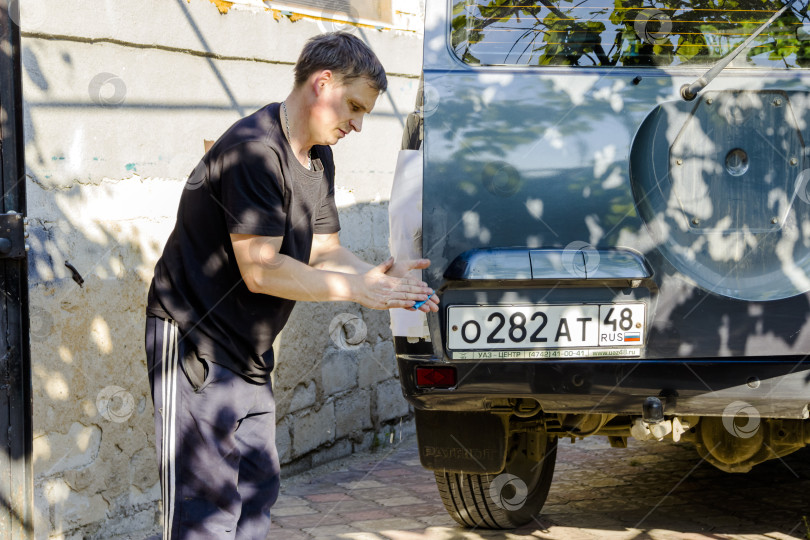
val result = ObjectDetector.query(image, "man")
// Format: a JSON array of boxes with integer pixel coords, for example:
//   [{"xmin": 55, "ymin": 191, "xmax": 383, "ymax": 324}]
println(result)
[{"xmin": 145, "ymin": 32, "xmax": 438, "ymax": 539}]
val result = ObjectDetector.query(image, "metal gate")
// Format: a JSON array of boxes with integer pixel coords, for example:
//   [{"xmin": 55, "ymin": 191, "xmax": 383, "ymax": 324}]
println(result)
[{"xmin": 0, "ymin": 0, "xmax": 33, "ymax": 537}]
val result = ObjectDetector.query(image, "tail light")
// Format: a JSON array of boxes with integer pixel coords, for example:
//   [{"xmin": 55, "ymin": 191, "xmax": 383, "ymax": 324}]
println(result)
[{"xmin": 415, "ymin": 366, "xmax": 457, "ymax": 389}]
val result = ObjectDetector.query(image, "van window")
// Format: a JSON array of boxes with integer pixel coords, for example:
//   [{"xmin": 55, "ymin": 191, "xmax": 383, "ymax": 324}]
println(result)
[{"xmin": 451, "ymin": 0, "xmax": 810, "ymax": 68}]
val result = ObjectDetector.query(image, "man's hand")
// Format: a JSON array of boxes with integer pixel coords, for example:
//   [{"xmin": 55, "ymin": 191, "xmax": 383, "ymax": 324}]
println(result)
[
  {"xmin": 357, "ymin": 257, "xmax": 439, "ymax": 312},
  {"xmin": 384, "ymin": 257, "xmax": 429, "ymax": 278},
  {"xmin": 385, "ymin": 257, "xmax": 439, "ymax": 312}
]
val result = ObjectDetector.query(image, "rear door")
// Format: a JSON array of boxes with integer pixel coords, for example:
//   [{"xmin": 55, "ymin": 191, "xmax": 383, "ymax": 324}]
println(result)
[{"xmin": 423, "ymin": 0, "xmax": 810, "ymax": 386}]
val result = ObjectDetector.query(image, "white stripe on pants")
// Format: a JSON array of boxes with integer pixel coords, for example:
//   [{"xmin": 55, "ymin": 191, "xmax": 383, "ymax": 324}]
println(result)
[{"xmin": 161, "ymin": 319, "xmax": 178, "ymax": 539}]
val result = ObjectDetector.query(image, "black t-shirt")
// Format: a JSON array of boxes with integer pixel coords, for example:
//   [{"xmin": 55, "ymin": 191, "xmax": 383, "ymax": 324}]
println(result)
[{"xmin": 147, "ymin": 103, "xmax": 341, "ymax": 384}]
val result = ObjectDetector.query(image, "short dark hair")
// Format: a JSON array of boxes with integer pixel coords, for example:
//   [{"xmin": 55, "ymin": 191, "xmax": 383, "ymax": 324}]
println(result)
[{"xmin": 294, "ymin": 32, "xmax": 387, "ymax": 93}]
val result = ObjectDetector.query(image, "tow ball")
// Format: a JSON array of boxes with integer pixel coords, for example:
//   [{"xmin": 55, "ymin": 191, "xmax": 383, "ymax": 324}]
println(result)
[{"xmin": 630, "ymin": 396, "xmax": 690, "ymax": 442}]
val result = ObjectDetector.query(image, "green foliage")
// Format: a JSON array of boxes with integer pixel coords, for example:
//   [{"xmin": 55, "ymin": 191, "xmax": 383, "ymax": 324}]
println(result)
[{"xmin": 452, "ymin": 0, "xmax": 810, "ymax": 68}]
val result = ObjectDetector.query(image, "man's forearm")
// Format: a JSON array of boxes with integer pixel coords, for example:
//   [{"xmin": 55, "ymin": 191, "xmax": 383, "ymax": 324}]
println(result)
[
  {"xmin": 246, "ymin": 253, "xmax": 360, "ymax": 302},
  {"xmin": 309, "ymin": 244, "xmax": 374, "ymax": 275},
  {"xmin": 233, "ymin": 234, "xmax": 431, "ymax": 310}
]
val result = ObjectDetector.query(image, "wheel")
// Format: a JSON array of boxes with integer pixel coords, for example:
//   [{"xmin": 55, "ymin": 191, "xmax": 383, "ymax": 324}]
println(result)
[{"xmin": 433, "ymin": 431, "xmax": 557, "ymax": 529}]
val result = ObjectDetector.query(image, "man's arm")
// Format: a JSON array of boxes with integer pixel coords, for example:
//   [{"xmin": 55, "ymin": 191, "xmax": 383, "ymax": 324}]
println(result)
[
  {"xmin": 230, "ymin": 233, "xmax": 433, "ymax": 310},
  {"xmin": 309, "ymin": 232, "xmax": 374, "ymax": 274},
  {"xmin": 310, "ymin": 232, "xmax": 439, "ymax": 311}
]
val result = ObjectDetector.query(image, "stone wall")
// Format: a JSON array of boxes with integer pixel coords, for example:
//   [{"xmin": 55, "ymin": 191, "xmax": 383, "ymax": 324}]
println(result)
[{"xmin": 20, "ymin": 0, "xmax": 423, "ymax": 537}]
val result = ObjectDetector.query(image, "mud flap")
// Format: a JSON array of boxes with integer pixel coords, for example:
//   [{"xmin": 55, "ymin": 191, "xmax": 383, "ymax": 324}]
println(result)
[{"xmin": 415, "ymin": 409, "xmax": 507, "ymax": 473}]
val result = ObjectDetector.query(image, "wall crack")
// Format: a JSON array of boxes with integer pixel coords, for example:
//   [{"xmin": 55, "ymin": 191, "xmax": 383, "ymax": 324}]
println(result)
[
  {"xmin": 21, "ymin": 33, "xmax": 419, "ymax": 79},
  {"xmin": 22, "ymin": 32, "xmax": 295, "ymax": 67}
]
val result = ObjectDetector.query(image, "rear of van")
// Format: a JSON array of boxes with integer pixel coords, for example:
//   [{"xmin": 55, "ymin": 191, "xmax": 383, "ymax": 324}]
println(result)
[{"xmin": 393, "ymin": 0, "xmax": 810, "ymax": 528}]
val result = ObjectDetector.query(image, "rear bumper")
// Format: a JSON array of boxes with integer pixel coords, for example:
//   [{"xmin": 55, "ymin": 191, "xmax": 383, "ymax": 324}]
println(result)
[{"xmin": 396, "ymin": 353, "xmax": 810, "ymax": 419}]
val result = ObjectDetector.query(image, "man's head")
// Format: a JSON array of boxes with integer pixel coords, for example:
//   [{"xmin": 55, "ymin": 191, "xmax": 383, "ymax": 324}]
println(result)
[
  {"xmin": 293, "ymin": 32, "xmax": 387, "ymax": 145},
  {"xmin": 294, "ymin": 32, "xmax": 387, "ymax": 93}
]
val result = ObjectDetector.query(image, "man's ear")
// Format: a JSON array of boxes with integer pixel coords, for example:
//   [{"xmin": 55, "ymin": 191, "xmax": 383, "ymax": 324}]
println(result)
[{"xmin": 313, "ymin": 70, "xmax": 333, "ymax": 96}]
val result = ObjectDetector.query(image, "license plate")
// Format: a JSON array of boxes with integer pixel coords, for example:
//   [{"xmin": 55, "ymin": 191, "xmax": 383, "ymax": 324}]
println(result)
[{"xmin": 447, "ymin": 304, "xmax": 645, "ymax": 350}]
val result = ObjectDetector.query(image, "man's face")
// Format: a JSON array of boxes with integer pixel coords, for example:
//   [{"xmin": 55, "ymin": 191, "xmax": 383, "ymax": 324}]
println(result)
[{"xmin": 309, "ymin": 74, "xmax": 380, "ymax": 146}]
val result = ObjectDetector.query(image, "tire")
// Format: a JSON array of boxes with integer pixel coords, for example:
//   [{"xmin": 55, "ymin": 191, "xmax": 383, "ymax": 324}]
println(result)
[{"xmin": 434, "ymin": 431, "xmax": 557, "ymax": 529}]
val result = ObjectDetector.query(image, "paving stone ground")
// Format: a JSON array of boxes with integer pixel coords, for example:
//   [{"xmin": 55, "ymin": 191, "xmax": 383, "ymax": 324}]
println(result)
[{"xmin": 270, "ymin": 434, "xmax": 810, "ymax": 540}]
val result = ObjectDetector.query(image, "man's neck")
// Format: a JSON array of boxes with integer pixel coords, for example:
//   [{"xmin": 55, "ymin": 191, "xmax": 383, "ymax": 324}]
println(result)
[{"xmin": 281, "ymin": 95, "xmax": 314, "ymax": 168}]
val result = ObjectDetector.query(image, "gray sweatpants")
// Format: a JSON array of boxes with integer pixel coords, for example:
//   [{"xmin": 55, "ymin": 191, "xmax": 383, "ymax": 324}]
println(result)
[{"xmin": 145, "ymin": 316, "xmax": 280, "ymax": 539}]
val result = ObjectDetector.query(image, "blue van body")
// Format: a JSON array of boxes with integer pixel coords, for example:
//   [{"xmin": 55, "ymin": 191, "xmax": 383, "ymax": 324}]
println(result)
[{"xmin": 394, "ymin": 0, "xmax": 810, "ymax": 528}]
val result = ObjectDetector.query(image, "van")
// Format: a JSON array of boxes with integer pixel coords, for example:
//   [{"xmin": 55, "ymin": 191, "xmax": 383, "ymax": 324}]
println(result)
[{"xmin": 390, "ymin": 0, "xmax": 810, "ymax": 529}]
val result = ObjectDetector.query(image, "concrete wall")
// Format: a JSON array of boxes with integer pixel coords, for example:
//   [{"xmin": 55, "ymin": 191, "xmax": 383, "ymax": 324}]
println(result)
[{"xmin": 21, "ymin": 0, "xmax": 424, "ymax": 537}]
